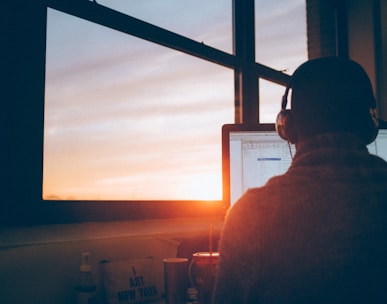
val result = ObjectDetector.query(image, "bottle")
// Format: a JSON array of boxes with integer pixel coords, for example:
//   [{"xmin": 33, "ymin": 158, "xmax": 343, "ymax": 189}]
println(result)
[{"xmin": 75, "ymin": 252, "xmax": 97, "ymax": 304}]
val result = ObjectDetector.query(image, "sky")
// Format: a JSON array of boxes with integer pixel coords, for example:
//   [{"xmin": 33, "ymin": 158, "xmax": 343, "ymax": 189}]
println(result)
[{"xmin": 43, "ymin": 0, "xmax": 307, "ymax": 201}]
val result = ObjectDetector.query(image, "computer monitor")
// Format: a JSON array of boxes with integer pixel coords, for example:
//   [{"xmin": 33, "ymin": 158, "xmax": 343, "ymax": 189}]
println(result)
[
  {"xmin": 222, "ymin": 124, "xmax": 387, "ymax": 207},
  {"xmin": 222, "ymin": 124, "xmax": 295, "ymax": 206}
]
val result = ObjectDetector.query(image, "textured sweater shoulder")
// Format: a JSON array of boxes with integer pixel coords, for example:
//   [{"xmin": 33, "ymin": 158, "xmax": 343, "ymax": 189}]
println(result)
[{"xmin": 212, "ymin": 133, "xmax": 387, "ymax": 304}]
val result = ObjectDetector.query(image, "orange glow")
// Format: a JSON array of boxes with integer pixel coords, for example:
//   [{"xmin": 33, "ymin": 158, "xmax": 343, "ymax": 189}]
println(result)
[
  {"xmin": 179, "ymin": 172, "xmax": 222, "ymax": 201},
  {"xmin": 43, "ymin": 169, "xmax": 223, "ymax": 201}
]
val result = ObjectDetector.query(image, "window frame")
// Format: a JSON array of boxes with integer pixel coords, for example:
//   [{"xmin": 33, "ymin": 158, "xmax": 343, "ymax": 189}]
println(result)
[{"xmin": 5, "ymin": 0, "xmax": 292, "ymax": 226}]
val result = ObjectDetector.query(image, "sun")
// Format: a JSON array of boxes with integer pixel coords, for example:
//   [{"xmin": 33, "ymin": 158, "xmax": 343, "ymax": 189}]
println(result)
[{"xmin": 183, "ymin": 172, "xmax": 222, "ymax": 201}]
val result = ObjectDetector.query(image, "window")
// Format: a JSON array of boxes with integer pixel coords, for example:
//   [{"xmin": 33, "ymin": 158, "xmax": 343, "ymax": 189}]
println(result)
[
  {"xmin": 35, "ymin": 0, "xmax": 306, "ymax": 223},
  {"xmin": 259, "ymin": 79, "xmax": 287, "ymax": 123},
  {"xmin": 97, "ymin": 0, "xmax": 233, "ymax": 54},
  {"xmin": 44, "ymin": 8, "xmax": 233, "ymax": 202},
  {"xmin": 255, "ymin": 0, "xmax": 307, "ymax": 122}
]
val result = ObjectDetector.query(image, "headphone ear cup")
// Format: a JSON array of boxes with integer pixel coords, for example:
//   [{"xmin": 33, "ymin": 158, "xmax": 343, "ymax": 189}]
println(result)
[{"xmin": 276, "ymin": 109, "xmax": 297, "ymax": 144}]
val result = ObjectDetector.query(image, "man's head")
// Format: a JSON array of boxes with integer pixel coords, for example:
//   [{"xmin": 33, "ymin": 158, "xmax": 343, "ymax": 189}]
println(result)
[{"xmin": 276, "ymin": 57, "xmax": 379, "ymax": 145}]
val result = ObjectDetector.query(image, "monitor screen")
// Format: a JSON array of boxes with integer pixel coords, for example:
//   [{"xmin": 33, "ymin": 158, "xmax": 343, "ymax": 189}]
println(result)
[
  {"xmin": 222, "ymin": 124, "xmax": 387, "ymax": 207},
  {"xmin": 367, "ymin": 128, "xmax": 387, "ymax": 160},
  {"xmin": 222, "ymin": 124, "xmax": 295, "ymax": 206}
]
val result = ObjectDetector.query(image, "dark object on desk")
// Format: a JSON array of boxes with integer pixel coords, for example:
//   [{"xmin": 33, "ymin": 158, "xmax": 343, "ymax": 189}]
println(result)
[{"xmin": 163, "ymin": 258, "xmax": 189, "ymax": 304}]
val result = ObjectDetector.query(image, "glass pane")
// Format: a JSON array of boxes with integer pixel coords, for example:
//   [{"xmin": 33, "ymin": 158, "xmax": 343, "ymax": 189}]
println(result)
[
  {"xmin": 255, "ymin": 0, "xmax": 307, "ymax": 74},
  {"xmin": 44, "ymin": 8, "xmax": 234, "ymax": 201},
  {"xmin": 259, "ymin": 79, "xmax": 286, "ymax": 123},
  {"xmin": 97, "ymin": 0, "xmax": 232, "ymax": 54}
]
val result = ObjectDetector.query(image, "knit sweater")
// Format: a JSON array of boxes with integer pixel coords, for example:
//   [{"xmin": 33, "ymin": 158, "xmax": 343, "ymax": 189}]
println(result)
[{"xmin": 212, "ymin": 133, "xmax": 387, "ymax": 304}]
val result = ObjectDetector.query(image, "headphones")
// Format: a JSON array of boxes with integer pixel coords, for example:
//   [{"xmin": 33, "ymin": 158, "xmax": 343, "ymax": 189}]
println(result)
[
  {"xmin": 275, "ymin": 76, "xmax": 297, "ymax": 144},
  {"xmin": 275, "ymin": 59, "xmax": 379, "ymax": 145}
]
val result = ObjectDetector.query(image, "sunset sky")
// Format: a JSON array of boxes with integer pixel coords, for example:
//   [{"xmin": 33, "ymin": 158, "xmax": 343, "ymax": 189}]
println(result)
[{"xmin": 43, "ymin": 0, "xmax": 307, "ymax": 201}]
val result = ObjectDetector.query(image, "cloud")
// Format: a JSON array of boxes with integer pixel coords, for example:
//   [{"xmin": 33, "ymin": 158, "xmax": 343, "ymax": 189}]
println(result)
[{"xmin": 43, "ymin": 1, "xmax": 307, "ymax": 200}]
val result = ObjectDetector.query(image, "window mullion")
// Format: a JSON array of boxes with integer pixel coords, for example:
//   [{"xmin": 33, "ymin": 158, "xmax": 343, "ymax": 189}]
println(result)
[{"xmin": 233, "ymin": 0, "xmax": 258, "ymax": 124}]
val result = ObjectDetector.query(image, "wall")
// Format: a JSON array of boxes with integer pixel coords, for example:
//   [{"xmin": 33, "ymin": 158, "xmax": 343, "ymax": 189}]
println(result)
[
  {"xmin": 378, "ymin": 0, "xmax": 387, "ymax": 119},
  {"xmin": 306, "ymin": 0, "xmax": 386, "ymax": 121},
  {"xmin": 347, "ymin": 0, "xmax": 377, "ymax": 98}
]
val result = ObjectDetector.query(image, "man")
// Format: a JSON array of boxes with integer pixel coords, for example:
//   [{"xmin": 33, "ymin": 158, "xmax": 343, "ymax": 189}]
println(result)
[{"xmin": 212, "ymin": 57, "xmax": 387, "ymax": 303}]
